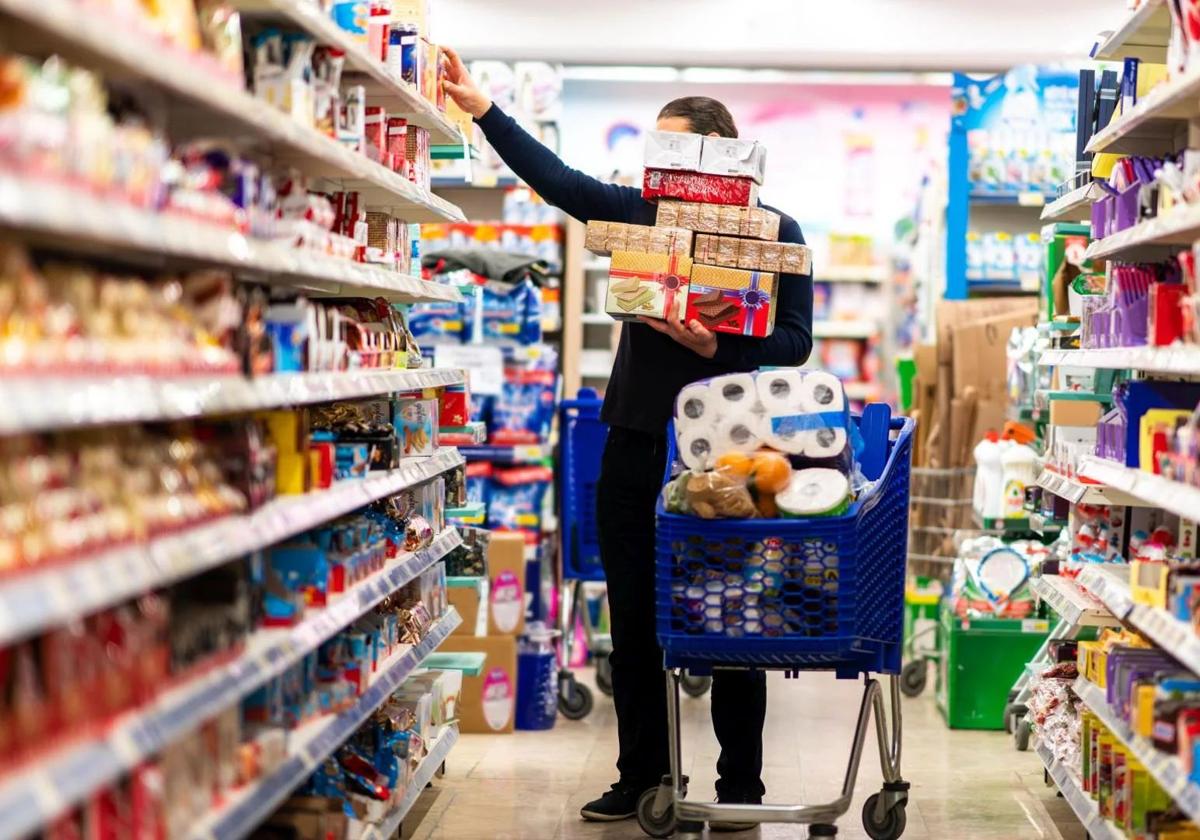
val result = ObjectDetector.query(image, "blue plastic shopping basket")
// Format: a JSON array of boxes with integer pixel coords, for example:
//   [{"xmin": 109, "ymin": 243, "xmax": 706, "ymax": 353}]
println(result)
[
  {"xmin": 559, "ymin": 388, "xmax": 608, "ymax": 582},
  {"xmin": 654, "ymin": 405, "xmax": 914, "ymax": 679}
]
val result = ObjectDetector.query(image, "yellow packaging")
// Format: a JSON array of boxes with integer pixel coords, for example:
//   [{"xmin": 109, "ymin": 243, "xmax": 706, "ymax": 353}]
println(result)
[
  {"xmin": 1133, "ymin": 683, "xmax": 1157, "ymax": 738},
  {"xmin": 1130, "ymin": 558, "xmax": 1171, "ymax": 608},
  {"xmin": 1139, "ymin": 408, "xmax": 1192, "ymax": 471},
  {"xmin": 604, "ymin": 251, "xmax": 692, "ymax": 322},
  {"xmin": 259, "ymin": 409, "xmax": 310, "ymax": 495}
]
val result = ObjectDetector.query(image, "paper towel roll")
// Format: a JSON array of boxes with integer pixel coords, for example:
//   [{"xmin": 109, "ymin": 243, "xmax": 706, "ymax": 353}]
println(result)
[
  {"xmin": 713, "ymin": 413, "xmax": 763, "ymax": 456},
  {"xmin": 710, "ymin": 372, "xmax": 757, "ymax": 410},
  {"xmin": 678, "ymin": 425, "xmax": 718, "ymax": 470},
  {"xmin": 776, "ymin": 468, "xmax": 851, "ymax": 517},
  {"xmin": 675, "ymin": 382, "xmax": 715, "ymax": 425},
  {"xmin": 756, "ymin": 369, "xmax": 805, "ymax": 416}
]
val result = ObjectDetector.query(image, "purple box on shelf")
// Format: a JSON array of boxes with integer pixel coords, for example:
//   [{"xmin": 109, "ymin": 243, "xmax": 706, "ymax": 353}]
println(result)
[
  {"xmin": 1092, "ymin": 195, "xmax": 1113, "ymax": 238},
  {"xmin": 1114, "ymin": 183, "xmax": 1141, "ymax": 232},
  {"xmin": 1095, "ymin": 406, "xmax": 1126, "ymax": 463}
]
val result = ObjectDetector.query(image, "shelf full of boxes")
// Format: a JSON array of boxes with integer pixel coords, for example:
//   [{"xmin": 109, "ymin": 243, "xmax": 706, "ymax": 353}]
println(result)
[
  {"xmin": 1015, "ymin": 3, "xmax": 1200, "ymax": 837},
  {"xmin": 0, "ymin": 0, "xmax": 483, "ymax": 835}
]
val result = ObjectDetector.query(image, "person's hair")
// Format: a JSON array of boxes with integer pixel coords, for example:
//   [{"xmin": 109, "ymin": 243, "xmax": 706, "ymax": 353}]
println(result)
[{"xmin": 657, "ymin": 96, "xmax": 738, "ymax": 138}]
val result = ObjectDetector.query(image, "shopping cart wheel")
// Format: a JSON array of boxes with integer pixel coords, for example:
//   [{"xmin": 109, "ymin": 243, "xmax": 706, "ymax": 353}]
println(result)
[
  {"xmin": 899, "ymin": 661, "xmax": 927, "ymax": 698},
  {"xmin": 1013, "ymin": 716, "xmax": 1032, "ymax": 752},
  {"xmin": 595, "ymin": 654, "xmax": 614, "ymax": 696},
  {"xmin": 558, "ymin": 675, "xmax": 594, "ymax": 720},
  {"xmin": 862, "ymin": 793, "xmax": 907, "ymax": 840},
  {"xmin": 680, "ymin": 673, "xmax": 712, "ymax": 698},
  {"xmin": 635, "ymin": 788, "xmax": 675, "ymax": 838}
]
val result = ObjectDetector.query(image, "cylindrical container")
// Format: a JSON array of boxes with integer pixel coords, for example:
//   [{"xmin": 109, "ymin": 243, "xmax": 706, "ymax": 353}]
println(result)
[{"xmin": 515, "ymin": 623, "xmax": 558, "ymax": 730}]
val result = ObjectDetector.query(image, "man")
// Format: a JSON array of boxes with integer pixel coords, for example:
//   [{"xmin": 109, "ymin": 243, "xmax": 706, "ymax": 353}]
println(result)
[{"xmin": 443, "ymin": 49, "xmax": 814, "ymax": 828}]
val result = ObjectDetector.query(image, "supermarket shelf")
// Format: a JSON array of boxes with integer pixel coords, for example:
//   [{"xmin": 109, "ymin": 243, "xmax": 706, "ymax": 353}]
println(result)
[
  {"xmin": 0, "ymin": 448, "xmax": 464, "ymax": 645},
  {"xmin": 431, "ymin": 176, "xmax": 520, "ymax": 190},
  {"xmin": 446, "ymin": 501, "xmax": 486, "ymax": 524},
  {"xmin": 968, "ymin": 190, "xmax": 1053, "ymax": 206},
  {"xmin": 1072, "ymin": 676, "xmax": 1200, "ymax": 823},
  {"xmin": 0, "ymin": 368, "xmax": 466, "ymax": 435},
  {"xmin": 1086, "ymin": 64, "xmax": 1198, "ymax": 156},
  {"xmin": 1030, "ymin": 575, "xmax": 1120, "ymax": 627},
  {"xmin": 0, "ymin": 542, "xmax": 460, "ymax": 840},
  {"xmin": 189, "ymin": 608, "xmax": 462, "ymax": 840},
  {"xmin": 1077, "ymin": 564, "xmax": 1135, "ymax": 621},
  {"xmin": 816, "ymin": 265, "xmax": 889, "ymax": 284},
  {"xmin": 813, "ymin": 320, "xmax": 878, "ymax": 339},
  {"xmin": 1078, "ymin": 457, "xmax": 1200, "ymax": 524},
  {"xmin": 460, "ymin": 443, "xmax": 551, "ymax": 464},
  {"xmin": 581, "ymin": 312, "xmax": 615, "ymax": 325},
  {"xmin": 358, "ymin": 727, "xmax": 460, "ymax": 840},
  {"xmin": 423, "ymin": 651, "xmax": 486, "ymax": 677},
  {"xmin": 843, "ymin": 382, "xmax": 879, "ymax": 401},
  {"xmin": 1039, "ymin": 345, "xmax": 1200, "ymax": 374},
  {"xmin": 1040, "ymin": 182, "xmax": 1101, "ymax": 222},
  {"xmin": 1036, "ymin": 468, "xmax": 1151, "ymax": 507},
  {"xmin": 1092, "ymin": 0, "xmax": 1171, "ymax": 61},
  {"xmin": 438, "ymin": 422, "xmax": 489, "ymax": 445},
  {"xmin": 0, "ymin": 176, "xmax": 465, "ymax": 301},
  {"xmin": 232, "ymin": 0, "xmax": 461, "ymax": 144},
  {"xmin": 0, "ymin": 0, "xmax": 464, "ymax": 221},
  {"xmin": 1029, "ymin": 512, "xmax": 1068, "ymax": 537},
  {"xmin": 1035, "ymin": 740, "xmax": 1124, "ymax": 840},
  {"xmin": 1085, "ymin": 205, "xmax": 1200, "ymax": 261}
]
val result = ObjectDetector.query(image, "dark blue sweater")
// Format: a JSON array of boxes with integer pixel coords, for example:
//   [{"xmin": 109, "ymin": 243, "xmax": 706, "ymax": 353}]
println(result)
[{"xmin": 475, "ymin": 104, "xmax": 814, "ymax": 435}]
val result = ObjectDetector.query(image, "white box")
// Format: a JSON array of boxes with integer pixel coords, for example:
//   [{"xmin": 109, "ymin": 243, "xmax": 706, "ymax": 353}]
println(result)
[
  {"xmin": 644, "ymin": 130, "xmax": 702, "ymax": 171},
  {"xmin": 700, "ymin": 136, "xmax": 767, "ymax": 184}
]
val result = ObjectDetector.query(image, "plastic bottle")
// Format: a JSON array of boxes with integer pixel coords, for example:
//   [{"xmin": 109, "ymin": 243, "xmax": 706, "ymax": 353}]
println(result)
[
  {"xmin": 1000, "ymin": 443, "xmax": 1038, "ymax": 519},
  {"xmin": 973, "ymin": 432, "xmax": 1004, "ymax": 520}
]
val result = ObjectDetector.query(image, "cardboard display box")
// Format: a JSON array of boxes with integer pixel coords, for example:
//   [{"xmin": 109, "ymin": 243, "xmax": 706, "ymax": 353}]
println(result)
[
  {"xmin": 487, "ymin": 532, "xmax": 527, "ymax": 636},
  {"xmin": 447, "ymin": 581, "xmax": 486, "ymax": 637},
  {"xmin": 439, "ymin": 634, "xmax": 516, "ymax": 734}
]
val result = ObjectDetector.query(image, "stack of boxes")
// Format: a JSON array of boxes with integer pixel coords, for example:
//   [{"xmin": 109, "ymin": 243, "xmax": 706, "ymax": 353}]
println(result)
[
  {"xmin": 585, "ymin": 130, "xmax": 811, "ymax": 338},
  {"xmin": 442, "ymin": 530, "xmax": 526, "ymax": 734}
]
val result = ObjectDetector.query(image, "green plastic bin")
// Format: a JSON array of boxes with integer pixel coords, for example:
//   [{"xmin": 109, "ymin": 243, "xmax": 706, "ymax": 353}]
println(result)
[{"xmin": 935, "ymin": 600, "xmax": 1050, "ymax": 730}]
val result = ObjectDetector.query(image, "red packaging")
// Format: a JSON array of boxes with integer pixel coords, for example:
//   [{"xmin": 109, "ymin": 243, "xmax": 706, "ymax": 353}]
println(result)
[
  {"xmin": 642, "ymin": 168, "xmax": 758, "ymax": 206},
  {"xmin": 438, "ymin": 382, "xmax": 471, "ymax": 427},
  {"xmin": 311, "ymin": 441, "xmax": 335, "ymax": 489},
  {"xmin": 1150, "ymin": 282, "xmax": 1187, "ymax": 346},
  {"xmin": 405, "ymin": 125, "xmax": 430, "ymax": 191},
  {"xmin": 365, "ymin": 107, "xmax": 389, "ymax": 167},
  {"xmin": 386, "ymin": 118, "xmax": 408, "ymax": 176}
]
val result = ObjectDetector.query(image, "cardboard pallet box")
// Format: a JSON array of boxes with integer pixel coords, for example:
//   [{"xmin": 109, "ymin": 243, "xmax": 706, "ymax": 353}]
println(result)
[
  {"xmin": 486, "ymin": 531, "xmax": 527, "ymax": 636},
  {"xmin": 439, "ymin": 634, "xmax": 517, "ymax": 734}
]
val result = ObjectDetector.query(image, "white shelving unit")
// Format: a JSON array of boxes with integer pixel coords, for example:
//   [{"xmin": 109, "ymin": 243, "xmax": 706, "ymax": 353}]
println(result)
[
  {"xmin": 186, "ymin": 609, "xmax": 462, "ymax": 840},
  {"xmin": 1072, "ymin": 677, "xmax": 1200, "ymax": 824},
  {"xmin": 1078, "ymin": 457, "xmax": 1200, "ymax": 524},
  {"xmin": 1029, "ymin": 575, "xmax": 1120, "ymax": 628},
  {"xmin": 816, "ymin": 265, "xmax": 889, "ymax": 284},
  {"xmin": 1039, "ymin": 345, "xmax": 1200, "ymax": 374},
  {"xmin": 1084, "ymin": 203, "xmax": 1200, "ymax": 260},
  {"xmin": 0, "ymin": 0, "xmax": 475, "ymax": 831},
  {"xmin": 0, "ymin": 177, "xmax": 464, "ymax": 302},
  {"xmin": 1086, "ymin": 63, "xmax": 1200, "ymax": 156},
  {"xmin": 0, "ymin": 539, "xmax": 460, "ymax": 840},
  {"xmin": 1035, "ymin": 468, "xmax": 1149, "ymax": 507},
  {"xmin": 358, "ymin": 727, "xmax": 461, "ymax": 840},
  {"xmin": 0, "ymin": 369, "xmax": 466, "ymax": 434},
  {"xmin": 1040, "ymin": 182, "xmax": 1100, "ymax": 223},
  {"xmin": 1034, "ymin": 741, "xmax": 1124, "ymax": 840},
  {"xmin": 0, "ymin": 0, "xmax": 464, "ymax": 221},
  {"xmin": 1091, "ymin": 0, "xmax": 1170, "ymax": 61}
]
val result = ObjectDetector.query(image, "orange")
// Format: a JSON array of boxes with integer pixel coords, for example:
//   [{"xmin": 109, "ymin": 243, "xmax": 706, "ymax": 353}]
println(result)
[
  {"xmin": 756, "ymin": 492, "xmax": 779, "ymax": 518},
  {"xmin": 750, "ymin": 451, "xmax": 791, "ymax": 494},
  {"xmin": 715, "ymin": 451, "xmax": 753, "ymax": 479}
]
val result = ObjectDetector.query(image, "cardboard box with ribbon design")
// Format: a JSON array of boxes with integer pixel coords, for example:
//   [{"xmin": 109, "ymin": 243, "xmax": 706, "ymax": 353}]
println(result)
[
  {"xmin": 604, "ymin": 250, "xmax": 693, "ymax": 321},
  {"xmin": 685, "ymin": 263, "xmax": 778, "ymax": 337}
]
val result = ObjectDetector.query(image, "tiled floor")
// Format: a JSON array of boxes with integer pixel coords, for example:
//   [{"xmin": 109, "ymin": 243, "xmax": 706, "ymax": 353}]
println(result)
[{"xmin": 404, "ymin": 669, "xmax": 1085, "ymax": 840}]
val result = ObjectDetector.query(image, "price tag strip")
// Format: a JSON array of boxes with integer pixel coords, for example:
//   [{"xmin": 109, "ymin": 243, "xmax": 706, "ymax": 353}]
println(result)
[
  {"xmin": 1080, "ymin": 458, "xmax": 1200, "ymax": 526},
  {"xmin": 1030, "ymin": 575, "xmax": 1121, "ymax": 628},
  {"xmin": 0, "ymin": 536, "xmax": 461, "ymax": 840},
  {"xmin": 0, "ymin": 449, "xmax": 464, "ymax": 646},
  {"xmin": 1036, "ymin": 739, "xmax": 1124, "ymax": 840},
  {"xmin": 193, "ymin": 608, "xmax": 462, "ymax": 840},
  {"xmin": 1073, "ymin": 676, "xmax": 1200, "ymax": 826},
  {"xmin": 357, "ymin": 727, "xmax": 461, "ymax": 840}
]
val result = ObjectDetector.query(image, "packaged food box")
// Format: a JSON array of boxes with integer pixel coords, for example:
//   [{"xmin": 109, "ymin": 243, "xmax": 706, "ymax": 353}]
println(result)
[
  {"xmin": 604, "ymin": 250, "xmax": 693, "ymax": 322},
  {"xmin": 656, "ymin": 200, "xmax": 780, "ymax": 241},
  {"xmin": 699, "ymin": 136, "xmax": 767, "ymax": 184},
  {"xmin": 584, "ymin": 220, "xmax": 692, "ymax": 256},
  {"xmin": 642, "ymin": 169, "xmax": 758, "ymax": 206},
  {"xmin": 685, "ymin": 264, "xmax": 778, "ymax": 337}
]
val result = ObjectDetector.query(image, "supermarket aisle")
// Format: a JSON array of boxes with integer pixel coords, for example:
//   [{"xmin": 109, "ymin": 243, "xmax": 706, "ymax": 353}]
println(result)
[{"xmin": 408, "ymin": 670, "xmax": 1085, "ymax": 839}]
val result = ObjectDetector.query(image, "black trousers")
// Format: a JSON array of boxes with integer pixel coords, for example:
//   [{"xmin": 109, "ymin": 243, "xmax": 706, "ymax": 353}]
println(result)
[{"xmin": 596, "ymin": 426, "xmax": 767, "ymax": 798}]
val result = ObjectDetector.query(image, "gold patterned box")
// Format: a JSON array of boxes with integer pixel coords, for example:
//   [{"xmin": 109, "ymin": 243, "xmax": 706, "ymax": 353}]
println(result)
[
  {"xmin": 604, "ymin": 250, "xmax": 693, "ymax": 321},
  {"xmin": 585, "ymin": 220, "xmax": 693, "ymax": 257},
  {"xmin": 693, "ymin": 234, "xmax": 810, "ymax": 274},
  {"xmin": 655, "ymin": 201, "xmax": 781, "ymax": 241}
]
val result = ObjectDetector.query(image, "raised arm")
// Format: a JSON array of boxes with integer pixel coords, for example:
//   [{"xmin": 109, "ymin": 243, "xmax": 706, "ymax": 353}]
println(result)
[{"xmin": 442, "ymin": 48, "xmax": 640, "ymax": 223}]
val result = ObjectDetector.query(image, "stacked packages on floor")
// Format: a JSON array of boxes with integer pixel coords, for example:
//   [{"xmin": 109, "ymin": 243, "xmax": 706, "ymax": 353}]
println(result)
[
  {"xmin": 584, "ymin": 130, "xmax": 811, "ymax": 338},
  {"xmin": 661, "ymin": 368, "xmax": 858, "ymax": 519}
]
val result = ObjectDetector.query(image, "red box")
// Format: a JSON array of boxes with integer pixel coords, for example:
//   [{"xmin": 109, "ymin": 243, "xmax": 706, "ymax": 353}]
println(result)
[
  {"xmin": 1150, "ymin": 282, "xmax": 1187, "ymax": 346},
  {"xmin": 365, "ymin": 107, "xmax": 388, "ymax": 167},
  {"xmin": 685, "ymin": 264, "xmax": 777, "ymax": 338},
  {"xmin": 439, "ymin": 382, "xmax": 471, "ymax": 427},
  {"xmin": 642, "ymin": 169, "xmax": 758, "ymax": 206},
  {"xmin": 387, "ymin": 118, "xmax": 408, "ymax": 176}
]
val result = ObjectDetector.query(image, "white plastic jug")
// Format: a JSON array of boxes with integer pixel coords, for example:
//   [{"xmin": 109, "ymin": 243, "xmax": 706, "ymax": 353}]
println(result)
[
  {"xmin": 973, "ymin": 432, "xmax": 1004, "ymax": 520},
  {"xmin": 1000, "ymin": 443, "xmax": 1038, "ymax": 519}
]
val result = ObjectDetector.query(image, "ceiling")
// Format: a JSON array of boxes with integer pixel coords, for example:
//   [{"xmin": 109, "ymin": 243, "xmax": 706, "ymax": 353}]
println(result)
[{"xmin": 435, "ymin": 0, "xmax": 1125, "ymax": 72}]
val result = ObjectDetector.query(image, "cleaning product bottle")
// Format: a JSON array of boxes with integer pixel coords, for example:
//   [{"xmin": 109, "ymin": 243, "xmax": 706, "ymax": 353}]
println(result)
[
  {"xmin": 1000, "ymin": 442, "xmax": 1038, "ymax": 519},
  {"xmin": 973, "ymin": 431, "xmax": 1003, "ymax": 520}
]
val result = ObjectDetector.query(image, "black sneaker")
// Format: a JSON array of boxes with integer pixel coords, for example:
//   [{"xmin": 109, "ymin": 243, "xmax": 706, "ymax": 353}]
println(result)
[
  {"xmin": 579, "ymin": 783, "xmax": 642, "ymax": 822},
  {"xmin": 710, "ymin": 791, "xmax": 763, "ymax": 833}
]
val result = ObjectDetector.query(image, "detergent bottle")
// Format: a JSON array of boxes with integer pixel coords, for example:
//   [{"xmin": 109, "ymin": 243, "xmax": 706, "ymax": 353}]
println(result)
[{"xmin": 973, "ymin": 431, "xmax": 1004, "ymax": 520}]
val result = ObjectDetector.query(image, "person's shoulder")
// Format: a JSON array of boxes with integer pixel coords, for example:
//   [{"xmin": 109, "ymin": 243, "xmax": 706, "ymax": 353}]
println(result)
[{"xmin": 760, "ymin": 202, "xmax": 804, "ymax": 244}]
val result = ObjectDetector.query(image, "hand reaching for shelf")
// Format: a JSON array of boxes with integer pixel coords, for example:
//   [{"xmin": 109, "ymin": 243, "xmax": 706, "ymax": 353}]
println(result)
[{"xmin": 441, "ymin": 47, "xmax": 492, "ymax": 119}]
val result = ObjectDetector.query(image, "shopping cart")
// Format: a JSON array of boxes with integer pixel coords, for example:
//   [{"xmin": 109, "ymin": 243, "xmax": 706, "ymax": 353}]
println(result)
[
  {"xmin": 638, "ymin": 405, "xmax": 914, "ymax": 840},
  {"xmin": 556, "ymin": 389, "xmax": 712, "ymax": 720}
]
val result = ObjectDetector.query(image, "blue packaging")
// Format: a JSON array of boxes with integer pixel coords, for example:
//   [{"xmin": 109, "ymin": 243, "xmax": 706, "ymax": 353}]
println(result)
[
  {"xmin": 490, "ymin": 368, "xmax": 556, "ymax": 444},
  {"xmin": 335, "ymin": 442, "xmax": 372, "ymax": 479},
  {"xmin": 407, "ymin": 300, "xmax": 465, "ymax": 343},
  {"xmin": 475, "ymin": 281, "xmax": 542, "ymax": 345},
  {"xmin": 263, "ymin": 543, "xmax": 329, "ymax": 624},
  {"xmin": 487, "ymin": 465, "xmax": 552, "ymax": 534}
]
